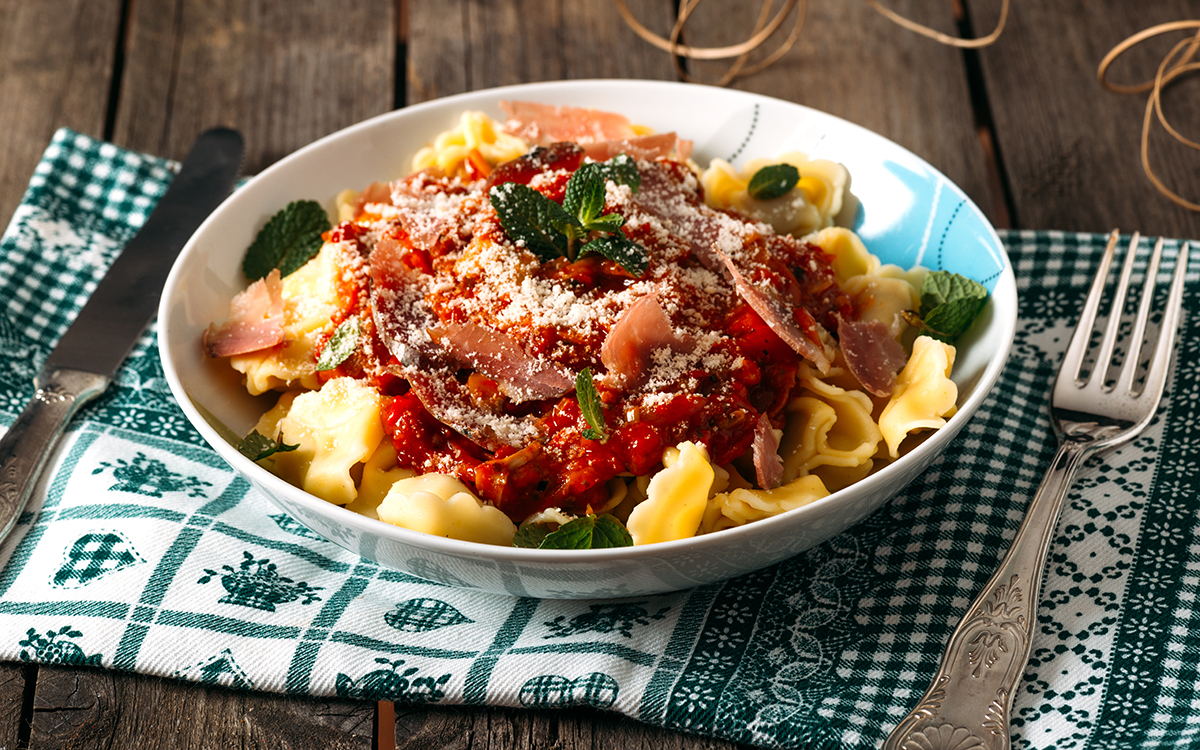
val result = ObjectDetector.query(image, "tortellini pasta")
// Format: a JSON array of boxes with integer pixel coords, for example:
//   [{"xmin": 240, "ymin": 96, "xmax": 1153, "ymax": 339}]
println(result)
[
  {"xmin": 809, "ymin": 227, "xmax": 877, "ymax": 283},
  {"xmin": 270, "ymin": 377, "xmax": 385, "ymax": 506},
  {"xmin": 700, "ymin": 152, "xmax": 849, "ymax": 237},
  {"xmin": 245, "ymin": 226, "xmax": 961, "ymax": 546},
  {"xmin": 701, "ymin": 475, "xmax": 830, "ymax": 535},
  {"xmin": 376, "ymin": 474, "xmax": 516, "ymax": 546},
  {"xmin": 618, "ymin": 441, "xmax": 833, "ymax": 536},
  {"xmin": 879, "ymin": 336, "xmax": 958, "ymax": 458},
  {"xmin": 626, "ymin": 442, "xmax": 714, "ymax": 545},
  {"xmin": 344, "ymin": 442, "xmax": 416, "ymax": 520},
  {"xmin": 810, "ymin": 226, "xmax": 926, "ymax": 340},
  {"xmin": 411, "ymin": 111, "xmax": 528, "ymax": 177},
  {"xmin": 781, "ymin": 364, "xmax": 883, "ymax": 490}
]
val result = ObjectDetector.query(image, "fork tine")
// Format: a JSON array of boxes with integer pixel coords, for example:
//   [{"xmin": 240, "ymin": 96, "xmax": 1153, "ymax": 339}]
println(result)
[
  {"xmin": 1139, "ymin": 241, "xmax": 1190, "ymax": 403},
  {"xmin": 1116, "ymin": 237, "xmax": 1164, "ymax": 394},
  {"xmin": 1060, "ymin": 230, "xmax": 1122, "ymax": 384},
  {"xmin": 1093, "ymin": 232, "xmax": 1140, "ymax": 388}
]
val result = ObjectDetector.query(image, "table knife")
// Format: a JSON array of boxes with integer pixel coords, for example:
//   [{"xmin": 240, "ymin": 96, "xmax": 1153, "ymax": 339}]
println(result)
[{"xmin": 0, "ymin": 128, "xmax": 244, "ymax": 541}]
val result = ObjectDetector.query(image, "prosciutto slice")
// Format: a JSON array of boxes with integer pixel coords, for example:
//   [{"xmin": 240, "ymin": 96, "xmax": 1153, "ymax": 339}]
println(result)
[
  {"xmin": 500, "ymin": 101, "xmax": 691, "ymax": 161},
  {"xmin": 202, "ymin": 269, "xmax": 285, "ymax": 358},
  {"xmin": 580, "ymin": 132, "xmax": 693, "ymax": 162},
  {"xmin": 601, "ymin": 290, "xmax": 696, "ymax": 389},
  {"xmin": 627, "ymin": 164, "xmax": 727, "ymax": 270},
  {"xmin": 369, "ymin": 233, "xmax": 441, "ymax": 368},
  {"xmin": 351, "ymin": 181, "xmax": 392, "ymax": 216},
  {"xmin": 752, "ymin": 413, "xmax": 784, "ymax": 490},
  {"xmin": 723, "ymin": 257, "xmax": 832, "ymax": 374},
  {"xmin": 386, "ymin": 174, "xmax": 477, "ymax": 255},
  {"xmin": 838, "ymin": 317, "xmax": 907, "ymax": 397},
  {"xmin": 427, "ymin": 320, "xmax": 574, "ymax": 403},
  {"xmin": 499, "ymin": 100, "xmax": 639, "ymax": 145}
]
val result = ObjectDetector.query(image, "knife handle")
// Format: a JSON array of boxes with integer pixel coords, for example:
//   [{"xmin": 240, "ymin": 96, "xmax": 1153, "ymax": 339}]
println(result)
[{"xmin": 0, "ymin": 368, "xmax": 110, "ymax": 541}]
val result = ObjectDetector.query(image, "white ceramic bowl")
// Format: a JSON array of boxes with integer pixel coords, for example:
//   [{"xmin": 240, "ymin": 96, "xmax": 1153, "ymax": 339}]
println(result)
[{"xmin": 158, "ymin": 80, "xmax": 1017, "ymax": 599}]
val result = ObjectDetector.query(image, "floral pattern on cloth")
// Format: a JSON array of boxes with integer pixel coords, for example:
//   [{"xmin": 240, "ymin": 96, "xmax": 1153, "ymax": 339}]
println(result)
[{"xmin": 0, "ymin": 129, "xmax": 1198, "ymax": 749}]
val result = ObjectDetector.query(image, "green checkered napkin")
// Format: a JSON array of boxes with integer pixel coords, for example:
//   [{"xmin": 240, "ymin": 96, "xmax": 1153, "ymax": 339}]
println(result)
[{"xmin": 1, "ymin": 128, "xmax": 1198, "ymax": 749}]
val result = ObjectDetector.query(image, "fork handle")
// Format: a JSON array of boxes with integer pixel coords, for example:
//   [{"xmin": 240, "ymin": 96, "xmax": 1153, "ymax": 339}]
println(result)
[{"xmin": 882, "ymin": 440, "xmax": 1092, "ymax": 750}]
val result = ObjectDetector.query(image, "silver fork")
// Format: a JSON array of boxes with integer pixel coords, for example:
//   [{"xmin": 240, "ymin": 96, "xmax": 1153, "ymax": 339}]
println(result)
[{"xmin": 883, "ymin": 230, "xmax": 1190, "ymax": 750}]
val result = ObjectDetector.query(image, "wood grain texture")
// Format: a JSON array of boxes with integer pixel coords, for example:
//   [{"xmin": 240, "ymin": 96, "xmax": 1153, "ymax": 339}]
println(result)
[
  {"xmin": 29, "ymin": 667, "xmax": 373, "ymax": 749},
  {"xmin": 675, "ymin": 0, "xmax": 1002, "ymax": 227},
  {"xmin": 407, "ymin": 0, "xmax": 680, "ymax": 104},
  {"xmin": 112, "ymin": 0, "xmax": 395, "ymax": 173},
  {"xmin": 0, "ymin": 662, "xmax": 26, "ymax": 748},
  {"xmin": 393, "ymin": 705, "xmax": 753, "ymax": 750},
  {"xmin": 0, "ymin": 0, "xmax": 121, "ymax": 226},
  {"xmin": 967, "ymin": 0, "xmax": 1200, "ymax": 237}
]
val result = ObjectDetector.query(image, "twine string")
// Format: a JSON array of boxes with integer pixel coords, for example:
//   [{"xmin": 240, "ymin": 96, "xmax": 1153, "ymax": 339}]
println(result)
[
  {"xmin": 612, "ymin": 0, "xmax": 1008, "ymax": 86},
  {"xmin": 861, "ymin": 0, "xmax": 1009, "ymax": 49},
  {"xmin": 1099, "ymin": 21, "xmax": 1200, "ymax": 212}
]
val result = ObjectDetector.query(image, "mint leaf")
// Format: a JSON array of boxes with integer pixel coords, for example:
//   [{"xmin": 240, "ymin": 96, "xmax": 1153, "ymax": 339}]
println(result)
[
  {"xmin": 596, "ymin": 154, "xmax": 641, "ymax": 193},
  {"xmin": 489, "ymin": 182, "xmax": 577, "ymax": 261},
  {"xmin": 920, "ymin": 270, "xmax": 986, "ymax": 314},
  {"xmin": 237, "ymin": 430, "xmax": 299, "ymax": 462},
  {"xmin": 913, "ymin": 271, "xmax": 989, "ymax": 342},
  {"xmin": 563, "ymin": 162, "xmax": 633, "ymax": 239},
  {"xmin": 316, "ymin": 317, "xmax": 360, "ymax": 371},
  {"xmin": 580, "ymin": 234, "xmax": 649, "ymax": 277},
  {"xmin": 539, "ymin": 515, "xmax": 633, "ymax": 549},
  {"xmin": 512, "ymin": 522, "xmax": 554, "ymax": 548},
  {"xmin": 567, "ymin": 157, "xmax": 640, "ymax": 215},
  {"xmin": 243, "ymin": 200, "xmax": 332, "ymax": 280},
  {"xmin": 748, "ymin": 164, "xmax": 800, "ymax": 201},
  {"xmin": 584, "ymin": 213, "xmax": 626, "ymax": 233},
  {"xmin": 923, "ymin": 297, "xmax": 987, "ymax": 342},
  {"xmin": 563, "ymin": 163, "xmax": 607, "ymax": 226},
  {"xmin": 575, "ymin": 368, "xmax": 608, "ymax": 441},
  {"xmin": 490, "ymin": 159, "xmax": 643, "ymax": 266}
]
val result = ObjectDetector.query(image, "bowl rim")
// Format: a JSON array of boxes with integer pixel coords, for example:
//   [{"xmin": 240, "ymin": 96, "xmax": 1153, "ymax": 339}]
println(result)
[{"xmin": 158, "ymin": 78, "xmax": 1018, "ymax": 564}]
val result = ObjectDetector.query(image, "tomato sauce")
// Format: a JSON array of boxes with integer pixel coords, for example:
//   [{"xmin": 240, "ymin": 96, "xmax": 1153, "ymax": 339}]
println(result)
[{"xmin": 362, "ymin": 151, "xmax": 853, "ymax": 522}]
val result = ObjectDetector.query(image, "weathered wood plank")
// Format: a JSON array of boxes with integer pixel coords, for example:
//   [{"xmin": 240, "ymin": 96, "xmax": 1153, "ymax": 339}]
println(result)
[
  {"xmin": 29, "ymin": 667, "xmax": 373, "ymax": 749},
  {"xmin": 968, "ymin": 0, "xmax": 1200, "ymax": 237},
  {"xmin": 0, "ymin": 662, "xmax": 26, "ymax": 748},
  {"xmin": 0, "ymin": 0, "xmax": 122, "ymax": 226},
  {"xmin": 677, "ymin": 0, "xmax": 1002, "ymax": 227},
  {"xmin": 393, "ymin": 705, "xmax": 753, "ymax": 750},
  {"xmin": 112, "ymin": 0, "xmax": 395, "ymax": 172},
  {"xmin": 407, "ymin": 0, "xmax": 679, "ymax": 104}
]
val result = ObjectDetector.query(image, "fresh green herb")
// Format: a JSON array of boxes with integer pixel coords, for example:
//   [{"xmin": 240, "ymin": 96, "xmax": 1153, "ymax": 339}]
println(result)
[
  {"xmin": 316, "ymin": 317, "xmax": 360, "ymax": 371},
  {"xmin": 563, "ymin": 160, "xmax": 640, "ymax": 226},
  {"xmin": 540, "ymin": 514, "xmax": 634, "ymax": 549},
  {"xmin": 512, "ymin": 523, "xmax": 554, "ymax": 548},
  {"xmin": 580, "ymin": 235, "xmax": 649, "ymax": 277},
  {"xmin": 903, "ymin": 270, "xmax": 989, "ymax": 342},
  {"xmin": 236, "ymin": 430, "xmax": 299, "ymax": 462},
  {"xmin": 594, "ymin": 153, "xmax": 641, "ymax": 193},
  {"xmin": 242, "ymin": 200, "xmax": 332, "ymax": 280},
  {"xmin": 562, "ymin": 163, "xmax": 608, "ymax": 233},
  {"xmin": 489, "ymin": 155, "xmax": 648, "ymax": 276},
  {"xmin": 575, "ymin": 367, "xmax": 608, "ymax": 441},
  {"xmin": 747, "ymin": 163, "xmax": 801, "ymax": 201},
  {"xmin": 489, "ymin": 182, "xmax": 575, "ymax": 261}
]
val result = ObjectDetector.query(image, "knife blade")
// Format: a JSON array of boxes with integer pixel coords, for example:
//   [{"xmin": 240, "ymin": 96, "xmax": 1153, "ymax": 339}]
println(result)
[{"xmin": 0, "ymin": 128, "xmax": 245, "ymax": 541}]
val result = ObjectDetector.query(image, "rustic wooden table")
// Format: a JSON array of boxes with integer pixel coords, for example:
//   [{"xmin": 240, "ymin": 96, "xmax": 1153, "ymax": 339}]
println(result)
[{"xmin": 1, "ymin": 1, "xmax": 1198, "ymax": 748}]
